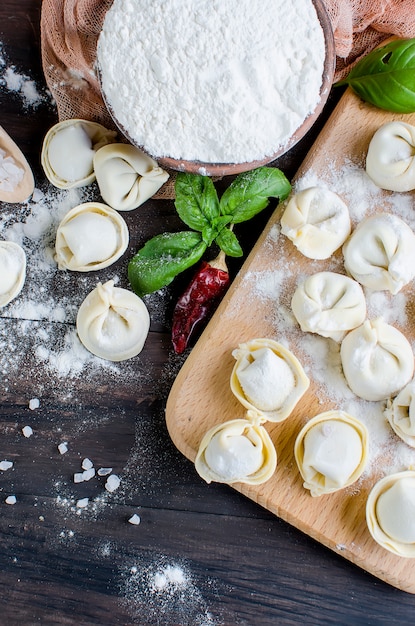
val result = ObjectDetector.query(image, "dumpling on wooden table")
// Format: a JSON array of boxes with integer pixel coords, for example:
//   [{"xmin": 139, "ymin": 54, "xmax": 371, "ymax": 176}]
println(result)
[
  {"xmin": 76, "ymin": 280, "xmax": 150, "ymax": 361},
  {"xmin": 280, "ymin": 186, "xmax": 351, "ymax": 259},
  {"xmin": 93, "ymin": 143, "xmax": 169, "ymax": 211},
  {"xmin": 385, "ymin": 379, "xmax": 415, "ymax": 447},
  {"xmin": 366, "ymin": 121, "xmax": 415, "ymax": 192},
  {"xmin": 366, "ymin": 470, "xmax": 415, "ymax": 557},
  {"xmin": 343, "ymin": 213, "xmax": 415, "ymax": 295},
  {"xmin": 340, "ymin": 318, "xmax": 414, "ymax": 402},
  {"xmin": 231, "ymin": 338, "xmax": 309, "ymax": 422},
  {"xmin": 55, "ymin": 202, "xmax": 129, "ymax": 271},
  {"xmin": 195, "ymin": 412, "xmax": 277, "ymax": 485},
  {"xmin": 41, "ymin": 119, "xmax": 117, "ymax": 189},
  {"xmin": 294, "ymin": 410, "xmax": 368, "ymax": 497},
  {"xmin": 291, "ymin": 271, "xmax": 366, "ymax": 342}
]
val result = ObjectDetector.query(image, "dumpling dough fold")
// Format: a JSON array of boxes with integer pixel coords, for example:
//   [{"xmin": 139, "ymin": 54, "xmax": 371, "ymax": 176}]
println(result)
[
  {"xmin": 231, "ymin": 338, "xmax": 309, "ymax": 422},
  {"xmin": 76, "ymin": 280, "xmax": 150, "ymax": 361},
  {"xmin": 280, "ymin": 186, "xmax": 351, "ymax": 259},
  {"xmin": 0, "ymin": 241, "xmax": 26, "ymax": 307},
  {"xmin": 340, "ymin": 318, "xmax": 414, "ymax": 402},
  {"xmin": 291, "ymin": 271, "xmax": 366, "ymax": 342},
  {"xmin": 55, "ymin": 202, "xmax": 129, "ymax": 272},
  {"xmin": 385, "ymin": 380, "xmax": 415, "ymax": 447},
  {"xmin": 343, "ymin": 213, "xmax": 415, "ymax": 294},
  {"xmin": 195, "ymin": 412, "xmax": 277, "ymax": 485},
  {"xmin": 366, "ymin": 121, "xmax": 415, "ymax": 192},
  {"xmin": 94, "ymin": 143, "xmax": 169, "ymax": 211},
  {"xmin": 366, "ymin": 471, "xmax": 415, "ymax": 557},
  {"xmin": 294, "ymin": 410, "xmax": 368, "ymax": 497}
]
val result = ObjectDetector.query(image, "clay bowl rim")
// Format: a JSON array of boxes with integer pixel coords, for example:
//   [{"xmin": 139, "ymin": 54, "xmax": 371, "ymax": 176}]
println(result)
[{"xmin": 99, "ymin": 0, "xmax": 335, "ymax": 178}]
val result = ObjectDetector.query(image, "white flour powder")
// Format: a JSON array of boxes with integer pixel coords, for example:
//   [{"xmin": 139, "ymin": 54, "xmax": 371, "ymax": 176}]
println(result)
[{"xmin": 98, "ymin": 0, "xmax": 325, "ymax": 163}]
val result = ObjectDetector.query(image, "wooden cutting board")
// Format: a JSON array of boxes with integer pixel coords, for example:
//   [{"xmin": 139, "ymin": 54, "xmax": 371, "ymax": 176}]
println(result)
[{"xmin": 165, "ymin": 86, "xmax": 415, "ymax": 593}]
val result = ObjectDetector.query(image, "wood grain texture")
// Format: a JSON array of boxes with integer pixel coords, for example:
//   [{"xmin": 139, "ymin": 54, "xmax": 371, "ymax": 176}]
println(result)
[{"xmin": 166, "ymin": 87, "xmax": 415, "ymax": 593}]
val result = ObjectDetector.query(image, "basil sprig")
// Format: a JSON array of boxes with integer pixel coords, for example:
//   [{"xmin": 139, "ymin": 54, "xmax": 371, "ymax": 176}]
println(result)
[
  {"xmin": 128, "ymin": 166, "xmax": 291, "ymax": 296},
  {"xmin": 337, "ymin": 38, "xmax": 415, "ymax": 113}
]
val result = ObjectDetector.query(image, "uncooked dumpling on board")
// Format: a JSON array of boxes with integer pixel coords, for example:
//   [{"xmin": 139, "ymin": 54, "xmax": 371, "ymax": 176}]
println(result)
[
  {"xmin": 76, "ymin": 280, "xmax": 150, "ymax": 361},
  {"xmin": 55, "ymin": 202, "xmax": 129, "ymax": 271},
  {"xmin": 385, "ymin": 380, "xmax": 415, "ymax": 448},
  {"xmin": 340, "ymin": 318, "xmax": 414, "ymax": 402},
  {"xmin": 93, "ymin": 143, "xmax": 169, "ymax": 211},
  {"xmin": 343, "ymin": 213, "xmax": 415, "ymax": 295},
  {"xmin": 280, "ymin": 186, "xmax": 351, "ymax": 260},
  {"xmin": 195, "ymin": 413, "xmax": 277, "ymax": 485},
  {"xmin": 231, "ymin": 338, "xmax": 310, "ymax": 422},
  {"xmin": 291, "ymin": 271, "xmax": 366, "ymax": 342},
  {"xmin": 0, "ymin": 240, "xmax": 26, "ymax": 307},
  {"xmin": 41, "ymin": 119, "xmax": 117, "ymax": 189},
  {"xmin": 366, "ymin": 470, "xmax": 415, "ymax": 557},
  {"xmin": 366, "ymin": 121, "xmax": 415, "ymax": 192},
  {"xmin": 294, "ymin": 410, "xmax": 368, "ymax": 497}
]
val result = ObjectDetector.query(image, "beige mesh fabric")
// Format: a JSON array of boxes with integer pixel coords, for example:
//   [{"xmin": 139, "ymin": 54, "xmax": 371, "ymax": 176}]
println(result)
[{"xmin": 40, "ymin": 0, "xmax": 415, "ymax": 198}]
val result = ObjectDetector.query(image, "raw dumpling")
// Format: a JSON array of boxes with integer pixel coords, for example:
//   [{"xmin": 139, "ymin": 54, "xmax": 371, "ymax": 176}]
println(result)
[
  {"xmin": 366, "ymin": 121, "xmax": 415, "ymax": 192},
  {"xmin": 93, "ymin": 143, "xmax": 169, "ymax": 211},
  {"xmin": 294, "ymin": 410, "xmax": 368, "ymax": 497},
  {"xmin": 41, "ymin": 119, "xmax": 116, "ymax": 189},
  {"xmin": 195, "ymin": 413, "xmax": 277, "ymax": 485},
  {"xmin": 291, "ymin": 271, "xmax": 366, "ymax": 342},
  {"xmin": 55, "ymin": 202, "xmax": 129, "ymax": 271},
  {"xmin": 231, "ymin": 338, "xmax": 310, "ymax": 422},
  {"xmin": 343, "ymin": 213, "xmax": 415, "ymax": 295},
  {"xmin": 366, "ymin": 471, "xmax": 415, "ymax": 557},
  {"xmin": 280, "ymin": 186, "xmax": 351, "ymax": 260},
  {"xmin": 0, "ymin": 241, "xmax": 26, "ymax": 307},
  {"xmin": 76, "ymin": 280, "xmax": 150, "ymax": 361},
  {"xmin": 385, "ymin": 380, "xmax": 415, "ymax": 447},
  {"xmin": 340, "ymin": 318, "xmax": 414, "ymax": 402}
]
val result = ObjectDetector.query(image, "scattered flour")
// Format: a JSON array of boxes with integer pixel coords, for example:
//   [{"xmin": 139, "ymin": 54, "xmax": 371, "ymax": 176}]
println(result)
[{"xmin": 0, "ymin": 41, "xmax": 49, "ymax": 109}]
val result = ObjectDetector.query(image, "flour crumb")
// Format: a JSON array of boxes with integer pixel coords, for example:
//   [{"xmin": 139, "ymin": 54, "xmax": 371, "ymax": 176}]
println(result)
[
  {"xmin": 97, "ymin": 467, "xmax": 112, "ymax": 476},
  {"xmin": 22, "ymin": 425, "xmax": 33, "ymax": 437},
  {"xmin": 76, "ymin": 497, "xmax": 89, "ymax": 508},
  {"xmin": 28, "ymin": 398, "xmax": 40, "ymax": 410},
  {"xmin": 0, "ymin": 460, "xmax": 13, "ymax": 471},
  {"xmin": 5, "ymin": 495, "xmax": 16, "ymax": 505},
  {"xmin": 105, "ymin": 474, "xmax": 120, "ymax": 493},
  {"xmin": 81, "ymin": 458, "xmax": 93, "ymax": 470},
  {"xmin": 58, "ymin": 442, "xmax": 68, "ymax": 454},
  {"xmin": 128, "ymin": 513, "xmax": 141, "ymax": 525}
]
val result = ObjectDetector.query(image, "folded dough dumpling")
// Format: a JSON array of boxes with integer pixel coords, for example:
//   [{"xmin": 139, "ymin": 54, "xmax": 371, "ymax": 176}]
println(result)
[
  {"xmin": 231, "ymin": 338, "xmax": 310, "ymax": 422},
  {"xmin": 0, "ymin": 241, "xmax": 26, "ymax": 307},
  {"xmin": 340, "ymin": 318, "xmax": 414, "ymax": 402},
  {"xmin": 93, "ymin": 143, "xmax": 169, "ymax": 211},
  {"xmin": 195, "ymin": 413, "xmax": 277, "ymax": 485},
  {"xmin": 291, "ymin": 271, "xmax": 366, "ymax": 342},
  {"xmin": 366, "ymin": 121, "xmax": 415, "ymax": 192},
  {"xmin": 343, "ymin": 213, "xmax": 415, "ymax": 295},
  {"xmin": 55, "ymin": 202, "xmax": 129, "ymax": 271},
  {"xmin": 280, "ymin": 186, "xmax": 351, "ymax": 260},
  {"xmin": 385, "ymin": 380, "xmax": 415, "ymax": 447},
  {"xmin": 366, "ymin": 471, "xmax": 415, "ymax": 557},
  {"xmin": 294, "ymin": 410, "xmax": 368, "ymax": 497},
  {"xmin": 76, "ymin": 280, "xmax": 150, "ymax": 361}
]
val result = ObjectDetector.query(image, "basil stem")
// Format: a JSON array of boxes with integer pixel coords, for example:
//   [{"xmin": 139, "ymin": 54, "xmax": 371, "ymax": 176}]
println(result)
[
  {"xmin": 336, "ymin": 38, "xmax": 415, "ymax": 113},
  {"xmin": 128, "ymin": 231, "xmax": 207, "ymax": 296}
]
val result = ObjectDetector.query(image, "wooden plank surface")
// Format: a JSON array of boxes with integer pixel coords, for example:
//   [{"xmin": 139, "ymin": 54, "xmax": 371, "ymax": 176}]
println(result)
[{"xmin": 166, "ymin": 87, "xmax": 415, "ymax": 593}]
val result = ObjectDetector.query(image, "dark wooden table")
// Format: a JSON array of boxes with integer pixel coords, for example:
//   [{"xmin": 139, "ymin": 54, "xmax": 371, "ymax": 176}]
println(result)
[{"xmin": 1, "ymin": 2, "xmax": 414, "ymax": 624}]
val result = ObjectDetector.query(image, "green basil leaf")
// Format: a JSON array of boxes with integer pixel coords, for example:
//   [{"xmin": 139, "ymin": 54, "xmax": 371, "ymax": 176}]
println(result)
[
  {"xmin": 174, "ymin": 173, "xmax": 220, "ymax": 231},
  {"xmin": 337, "ymin": 38, "xmax": 415, "ymax": 113},
  {"xmin": 128, "ymin": 231, "xmax": 206, "ymax": 296},
  {"xmin": 215, "ymin": 227, "xmax": 243, "ymax": 257},
  {"xmin": 219, "ymin": 167, "xmax": 291, "ymax": 223}
]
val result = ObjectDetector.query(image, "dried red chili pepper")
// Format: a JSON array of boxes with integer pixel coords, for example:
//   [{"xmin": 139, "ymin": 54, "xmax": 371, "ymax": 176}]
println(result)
[{"xmin": 171, "ymin": 251, "xmax": 230, "ymax": 354}]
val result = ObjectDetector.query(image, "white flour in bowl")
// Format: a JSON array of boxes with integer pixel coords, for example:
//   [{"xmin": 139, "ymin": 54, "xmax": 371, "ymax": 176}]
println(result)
[{"xmin": 97, "ymin": 0, "xmax": 325, "ymax": 164}]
